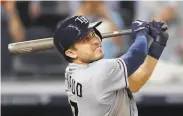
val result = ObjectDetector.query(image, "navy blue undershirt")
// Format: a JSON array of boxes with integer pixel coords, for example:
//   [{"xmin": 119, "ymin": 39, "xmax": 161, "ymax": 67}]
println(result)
[{"xmin": 120, "ymin": 34, "xmax": 148, "ymax": 76}]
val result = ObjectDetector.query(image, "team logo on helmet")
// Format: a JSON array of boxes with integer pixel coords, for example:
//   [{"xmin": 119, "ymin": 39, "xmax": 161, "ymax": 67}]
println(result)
[{"xmin": 75, "ymin": 16, "xmax": 89, "ymax": 24}]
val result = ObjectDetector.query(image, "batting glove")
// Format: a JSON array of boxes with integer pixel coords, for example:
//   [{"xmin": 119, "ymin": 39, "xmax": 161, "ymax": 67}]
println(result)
[
  {"xmin": 131, "ymin": 20, "xmax": 149, "ymax": 37},
  {"xmin": 148, "ymin": 21, "xmax": 169, "ymax": 59},
  {"xmin": 149, "ymin": 20, "xmax": 169, "ymax": 46}
]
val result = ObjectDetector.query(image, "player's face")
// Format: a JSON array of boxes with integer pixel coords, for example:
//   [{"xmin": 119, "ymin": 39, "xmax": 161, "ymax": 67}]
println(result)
[{"xmin": 68, "ymin": 30, "xmax": 104, "ymax": 64}]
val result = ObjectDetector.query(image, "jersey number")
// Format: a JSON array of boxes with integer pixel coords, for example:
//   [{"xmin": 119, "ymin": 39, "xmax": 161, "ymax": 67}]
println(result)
[{"xmin": 70, "ymin": 100, "xmax": 78, "ymax": 116}]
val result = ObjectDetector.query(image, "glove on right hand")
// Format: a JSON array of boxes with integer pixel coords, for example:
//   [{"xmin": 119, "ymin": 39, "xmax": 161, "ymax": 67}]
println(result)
[{"xmin": 149, "ymin": 21, "xmax": 169, "ymax": 46}]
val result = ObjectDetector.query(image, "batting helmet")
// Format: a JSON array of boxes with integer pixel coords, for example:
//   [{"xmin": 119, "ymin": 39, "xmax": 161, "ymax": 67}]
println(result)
[{"xmin": 53, "ymin": 15, "xmax": 103, "ymax": 57}]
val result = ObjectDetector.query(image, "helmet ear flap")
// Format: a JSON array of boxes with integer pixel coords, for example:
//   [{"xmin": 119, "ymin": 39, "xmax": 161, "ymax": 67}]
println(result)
[{"xmin": 93, "ymin": 28, "xmax": 102, "ymax": 41}]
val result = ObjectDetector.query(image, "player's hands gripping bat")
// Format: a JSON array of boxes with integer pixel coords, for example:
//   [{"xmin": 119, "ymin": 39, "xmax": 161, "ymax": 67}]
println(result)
[
  {"xmin": 148, "ymin": 20, "xmax": 169, "ymax": 60},
  {"xmin": 149, "ymin": 21, "xmax": 169, "ymax": 46},
  {"xmin": 131, "ymin": 20, "xmax": 149, "ymax": 37}
]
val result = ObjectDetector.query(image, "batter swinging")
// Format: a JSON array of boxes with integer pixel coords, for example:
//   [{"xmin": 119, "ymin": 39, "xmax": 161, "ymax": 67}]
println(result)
[{"xmin": 53, "ymin": 15, "xmax": 169, "ymax": 116}]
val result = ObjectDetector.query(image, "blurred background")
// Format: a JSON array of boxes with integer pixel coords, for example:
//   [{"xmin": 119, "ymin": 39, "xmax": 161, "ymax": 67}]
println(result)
[{"xmin": 1, "ymin": 1, "xmax": 183, "ymax": 116}]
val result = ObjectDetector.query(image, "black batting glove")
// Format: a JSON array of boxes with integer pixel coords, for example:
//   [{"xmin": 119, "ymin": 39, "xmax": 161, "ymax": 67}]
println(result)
[
  {"xmin": 149, "ymin": 20, "xmax": 169, "ymax": 46},
  {"xmin": 131, "ymin": 20, "xmax": 149, "ymax": 38},
  {"xmin": 148, "ymin": 20, "xmax": 169, "ymax": 59}
]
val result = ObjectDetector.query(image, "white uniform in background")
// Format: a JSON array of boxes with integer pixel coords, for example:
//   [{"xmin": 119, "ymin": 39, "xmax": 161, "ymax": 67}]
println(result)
[{"xmin": 65, "ymin": 58, "xmax": 138, "ymax": 116}]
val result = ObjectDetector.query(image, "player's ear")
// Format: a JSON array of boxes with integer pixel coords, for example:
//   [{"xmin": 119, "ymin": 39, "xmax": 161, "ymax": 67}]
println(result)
[{"xmin": 65, "ymin": 49, "xmax": 77, "ymax": 59}]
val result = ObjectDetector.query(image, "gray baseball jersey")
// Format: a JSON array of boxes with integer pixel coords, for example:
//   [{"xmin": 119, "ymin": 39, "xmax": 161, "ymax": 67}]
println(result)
[{"xmin": 65, "ymin": 58, "xmax": 138, "ymax": 116}]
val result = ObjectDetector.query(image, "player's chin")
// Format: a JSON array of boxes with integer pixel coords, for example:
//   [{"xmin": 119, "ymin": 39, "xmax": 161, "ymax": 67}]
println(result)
[
  {"xmin": 90, "ymin": 54, "xmax": 103, "ymax": 63},
  {"xmin": 93, "ymin": 48, "xmax": 104, "ymax": 59},
  {"xmin": 95, "ymin": 52, "xmax": 104, "ymax": 60}
]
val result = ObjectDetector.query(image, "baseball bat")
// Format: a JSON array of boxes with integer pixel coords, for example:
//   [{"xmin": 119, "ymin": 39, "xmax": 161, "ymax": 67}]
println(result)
[{"xmin": 8, "ymin": 29, "xmax": 132, "ymax": 54}]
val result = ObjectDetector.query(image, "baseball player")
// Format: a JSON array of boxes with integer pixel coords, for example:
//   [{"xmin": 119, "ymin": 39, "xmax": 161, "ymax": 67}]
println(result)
[{"xmin": 53, "ymin": 15, "xmax": 169, "ymax": 116}]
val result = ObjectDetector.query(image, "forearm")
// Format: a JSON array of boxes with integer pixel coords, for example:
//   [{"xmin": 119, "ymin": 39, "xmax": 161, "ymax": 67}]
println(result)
[
  {"xmin": 128, "ymin": 55, "xmax": 158, "ymax": 92},
  {"xmin": 129, "ymin": 37, "xmax": 166, "ymax": 92},
  {"xmin": 120, "ymin": 34, "xmax": 148, "ymax": 76}
]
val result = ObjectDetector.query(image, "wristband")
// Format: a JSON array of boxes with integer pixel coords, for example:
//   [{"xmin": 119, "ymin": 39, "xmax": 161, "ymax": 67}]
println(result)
[
  {"xmin": 148, "ymin": 41, "xmax": 165, "ymax": 59},
  {"xmin": 154, "ymin": 35, "xmax": 167, "ymax": 46}
]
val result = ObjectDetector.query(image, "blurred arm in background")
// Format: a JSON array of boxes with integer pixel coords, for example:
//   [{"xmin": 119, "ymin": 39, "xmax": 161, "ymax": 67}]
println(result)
[
  {"xmin": 3, "ymin": 1, "xmax": 25, "ymax": 42},
  {"xmin": 152, "ymin": 2, "xmax": 177, "ymax": 22},
  {"xmin": 135, "ymin": 1, "xmax": 177, "ymax": 22}
]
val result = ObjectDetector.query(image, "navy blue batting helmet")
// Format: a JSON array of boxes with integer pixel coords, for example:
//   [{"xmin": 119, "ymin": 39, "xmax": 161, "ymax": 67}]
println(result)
[{"xmin": 53, "ymin": 15, "xmax": 102, "ymax": 56}]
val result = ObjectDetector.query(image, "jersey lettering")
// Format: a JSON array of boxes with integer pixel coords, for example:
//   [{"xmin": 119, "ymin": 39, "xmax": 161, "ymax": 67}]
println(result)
[
  {"xmin": 67, "ymin": 75, "xmax": 83, "ymax": 97},
  {"xmin": 67, "ymin": 75, "xmax": 72, "ymax": 88},
  {"xmin": 72, "ymin": 79, "xmax": 76, "ymax": 94},
  {"xmin": 76, "ymin": 83, "xmax": 82, "ymax": 97}
]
